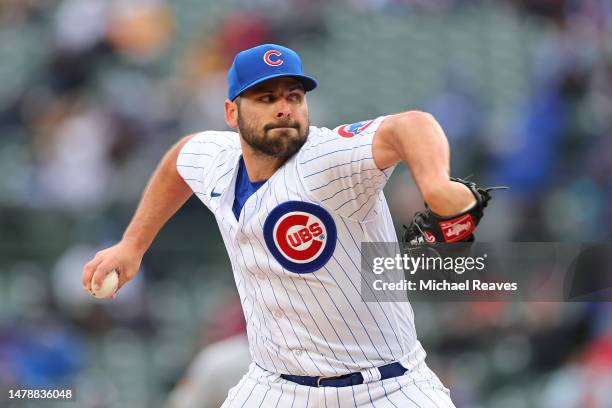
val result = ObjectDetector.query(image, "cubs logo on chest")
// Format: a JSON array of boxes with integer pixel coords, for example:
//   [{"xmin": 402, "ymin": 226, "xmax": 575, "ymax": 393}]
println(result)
[{"xmin": 263, "ymin": 201, "xmax": 337, "ymax": 273}]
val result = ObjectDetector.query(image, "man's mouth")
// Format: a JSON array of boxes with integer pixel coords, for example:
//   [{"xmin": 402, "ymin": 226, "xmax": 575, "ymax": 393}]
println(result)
[{"xmin": 266, "ymin": 122, "xmax": 298, "ymax": 131}]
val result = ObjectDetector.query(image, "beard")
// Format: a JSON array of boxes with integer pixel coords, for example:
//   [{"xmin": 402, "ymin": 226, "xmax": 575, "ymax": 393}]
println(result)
[{"xmin": 237, "ymin": 113, "xmax": 309, "ymax": 158}]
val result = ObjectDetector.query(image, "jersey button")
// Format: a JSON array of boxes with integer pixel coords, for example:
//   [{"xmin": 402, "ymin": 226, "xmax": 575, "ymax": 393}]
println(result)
[
  {"xmin": 293, "ymin": 349, "xmax": 303, "ymax": 356},
  {"xmin": 256, "ymin": 273, "xmax": 266, "ymax": 280},
  {"xmin": 239, "ymin": 236, "xmax": 249, "ymax": 245},
  {"xmin": 273, "ymin": 310, "xmax": 284, "ymax": 319}
]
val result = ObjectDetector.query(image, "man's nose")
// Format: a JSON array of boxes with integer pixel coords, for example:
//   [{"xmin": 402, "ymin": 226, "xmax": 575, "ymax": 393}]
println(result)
[{"xmin": 275, "ymin": 99, "xmax": 292, "ymax": 118}]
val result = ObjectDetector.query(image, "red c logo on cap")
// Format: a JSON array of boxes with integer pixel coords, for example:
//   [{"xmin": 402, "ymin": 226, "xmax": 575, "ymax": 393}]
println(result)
[{"xmin": 263, "ymin": 50, "xmax": 283, "ymax": 66}]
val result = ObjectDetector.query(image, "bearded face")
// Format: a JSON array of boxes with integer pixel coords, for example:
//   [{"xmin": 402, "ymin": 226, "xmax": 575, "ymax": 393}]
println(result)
[
  {"xmin": 237, "ymin": 104, "xmax": 309, "ymax": 158},
  {"xmin": 232, "ymin": 77, "xmax": 310, "ymax": 158}
]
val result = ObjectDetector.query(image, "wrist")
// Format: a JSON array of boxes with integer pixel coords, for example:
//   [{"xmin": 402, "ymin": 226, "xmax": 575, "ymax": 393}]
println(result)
[
  {"xmin": 424, "ymin": 180, "xmax": 476, "ymax": 216},
  {"xmin": 120, "ymin": 236, "xmax": 149, "ymax": 258}
]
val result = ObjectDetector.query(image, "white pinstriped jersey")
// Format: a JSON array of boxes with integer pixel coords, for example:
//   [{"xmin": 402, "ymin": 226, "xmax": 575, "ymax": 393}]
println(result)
[{"xmin": 177, "ymin": 116, "xmax": 427, "ymax": 376}]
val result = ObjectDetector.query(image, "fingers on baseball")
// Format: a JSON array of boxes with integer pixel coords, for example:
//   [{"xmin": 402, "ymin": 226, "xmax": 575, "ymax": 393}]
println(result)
[
  {"xmin": 117, "ymin": 271, "xmax": 130, "ymax": 291},
  {"xmin": 82, "ymin": 255, "xmax": 103, "ymax": 292},
  {"xmin": 91, "ymin": 260, "xmax": 117, "ymax": 293}
]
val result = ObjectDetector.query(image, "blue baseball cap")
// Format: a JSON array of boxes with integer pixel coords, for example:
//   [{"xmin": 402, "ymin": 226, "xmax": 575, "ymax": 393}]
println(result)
[{"xmin": 227, "ymin": 44, "xmax": 318, "ymax": 101}]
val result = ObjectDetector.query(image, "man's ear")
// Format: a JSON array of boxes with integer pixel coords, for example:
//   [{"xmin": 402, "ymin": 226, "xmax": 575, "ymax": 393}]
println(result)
[{"xmin": 224, "ymin": 99, "xmax": 239, "ymax": 129}]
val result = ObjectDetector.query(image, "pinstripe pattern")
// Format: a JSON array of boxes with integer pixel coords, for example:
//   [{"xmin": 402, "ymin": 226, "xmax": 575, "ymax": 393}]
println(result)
[{"xmin": 178, "ymin": 120, "xmax": 453, "ymax": 407}]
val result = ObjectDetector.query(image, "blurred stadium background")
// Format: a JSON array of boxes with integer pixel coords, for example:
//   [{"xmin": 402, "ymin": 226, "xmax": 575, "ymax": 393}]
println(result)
[{"xmin": 1, "ymin": 0, "xmax": 611, "ymax": 407}]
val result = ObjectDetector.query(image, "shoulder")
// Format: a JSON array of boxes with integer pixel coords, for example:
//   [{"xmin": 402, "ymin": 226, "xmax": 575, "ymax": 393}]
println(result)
[
  {"xmin": 301, "ymin": 117, "xmax": 389, "ymax": 148},
  {"xmin": 296, "ymin": 125, "xmax": 338, "ymax": 167},
  {"xmin": 182, "ymin": 130, "xmax": 241, "ymax": 154},
  {"xmin": 302, "ymin": 125, "xmax": 336, "ymax": 147},
  {"xmin": 177, "ymin": 130, "xmax": 240, "ymax": 179},
  {"xmin": 298, "ymin": 125, "xmax": 341, "ymax": 158},
  {"xmin": 297, "ymin": 117, "xmax": 388, "ymax": 163}
]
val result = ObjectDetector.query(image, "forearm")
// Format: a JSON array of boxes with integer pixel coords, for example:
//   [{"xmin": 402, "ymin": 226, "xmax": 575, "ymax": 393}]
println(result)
[
  {"xmin": 122, "ymin": 135, "xmax": 194, "ymax": 255},
  {"xmin": 391, "ymin": 112, "xmax": 451, "ymax": 195},
  {"xmin": 375, "ymin": 112, "xmax": 475, "ymax": 215}
]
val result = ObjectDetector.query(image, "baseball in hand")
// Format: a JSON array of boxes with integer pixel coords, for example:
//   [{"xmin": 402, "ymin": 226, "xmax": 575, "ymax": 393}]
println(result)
[{"xmin": 91, "ymin": 270, "xmax": 119, "ymax": 299}]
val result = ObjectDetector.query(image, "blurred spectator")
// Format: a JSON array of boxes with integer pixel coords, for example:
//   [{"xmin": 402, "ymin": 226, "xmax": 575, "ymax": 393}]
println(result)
[
  {"xmin": 107, "ymin": 0, "xmax": 174, "ymax": 63},
  {"xmin": 165, "ymin": 294, "xmax": 249, "ymax": 408},
  {"xmin": 0, "ymin": 322, "xmax": 84, "ymax": 388},
  {"xmin": 176, "ymin": 11, "xmax": 272, "ymax": 133},
  {"xmin": 33, "ymin": 105, "xmax": 114, "ymax": 209}
]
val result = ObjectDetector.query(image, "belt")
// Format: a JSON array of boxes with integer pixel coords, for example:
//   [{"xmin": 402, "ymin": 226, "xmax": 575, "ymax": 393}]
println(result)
[{"xmin": 280, "ymin": 362, "xmax": 407, "ymax": 388}]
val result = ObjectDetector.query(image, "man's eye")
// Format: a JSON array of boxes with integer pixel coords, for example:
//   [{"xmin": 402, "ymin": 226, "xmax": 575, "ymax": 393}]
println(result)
[
  {"xmin": 259, "ymin": 95, "xmax": 273, "ymax": 102},
  {"xmin": 288, "ymin": 93, "xmax": 302, "ymax": 102}
]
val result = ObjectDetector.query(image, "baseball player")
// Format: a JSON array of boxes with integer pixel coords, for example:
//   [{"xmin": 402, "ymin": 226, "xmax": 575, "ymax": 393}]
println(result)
[{"xmin": 83, "ymin": 44, "xmax": 493, "ymax": 407}]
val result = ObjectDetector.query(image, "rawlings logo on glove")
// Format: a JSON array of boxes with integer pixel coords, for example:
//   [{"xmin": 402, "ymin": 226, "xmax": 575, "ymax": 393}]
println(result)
[
  {"xmin": 439, "ymin": 214, "xmax": 474, "ymax": 242},
  {"xmin": 403, "ymin": 177, "xmax": 507, "ymax": 247}
]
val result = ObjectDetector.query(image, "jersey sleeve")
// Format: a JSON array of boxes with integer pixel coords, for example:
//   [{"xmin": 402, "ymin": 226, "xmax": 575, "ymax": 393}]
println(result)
[
  {"xmin": 176, "ymin": 131, "xmax": 239, "ymax": 209},
  {"xmin": 297, "ymin": 116, "xmax": 397, "ymax": 222}
]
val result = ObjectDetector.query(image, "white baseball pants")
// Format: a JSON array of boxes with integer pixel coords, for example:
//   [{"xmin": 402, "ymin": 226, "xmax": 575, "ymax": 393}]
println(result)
[{"xmin": 221, "ymin": 362, "xmax": 455, "ymax": 407}]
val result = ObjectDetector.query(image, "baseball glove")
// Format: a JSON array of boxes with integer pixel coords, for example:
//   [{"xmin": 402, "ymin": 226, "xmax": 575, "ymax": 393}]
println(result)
[{"xmin": 403, "ymin": 177, "xmax": 506, "ymax": 247}]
